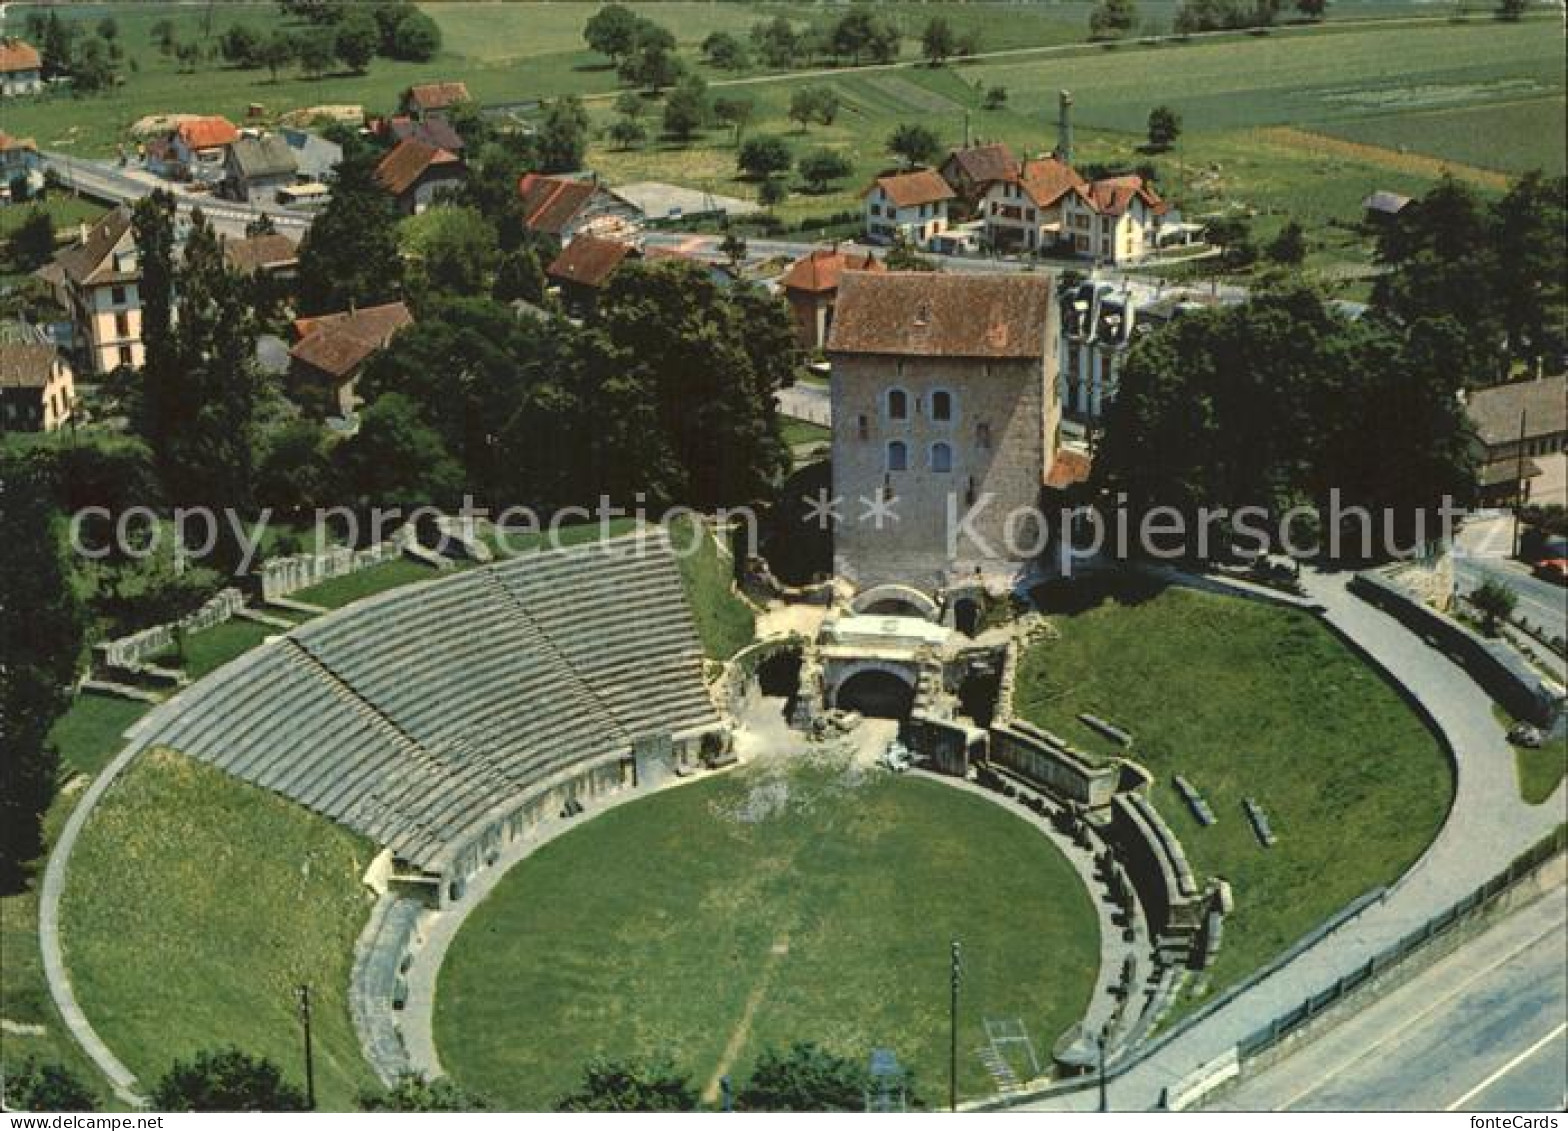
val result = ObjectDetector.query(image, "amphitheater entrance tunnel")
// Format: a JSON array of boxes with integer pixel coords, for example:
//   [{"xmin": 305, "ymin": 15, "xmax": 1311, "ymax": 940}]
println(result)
[{"xmin": 834, "ymin": 669, "xmax": 916, "ymax": 719}]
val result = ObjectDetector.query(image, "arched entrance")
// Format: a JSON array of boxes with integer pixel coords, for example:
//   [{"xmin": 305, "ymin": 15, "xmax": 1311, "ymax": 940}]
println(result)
[
  {"xmin": 850, "ymin": 584, "xmax": 941, "ymax": 622},
  {"xmin": 834, "ymin": 669, "xmax": 916, "ymax": 718},
  {"xmin": 953, "ymin": 597, "xmax": 982, "ymax": 638},
  {"xmin": 756, "ymin": 649, "xmax": 802, "ymax": 700}
]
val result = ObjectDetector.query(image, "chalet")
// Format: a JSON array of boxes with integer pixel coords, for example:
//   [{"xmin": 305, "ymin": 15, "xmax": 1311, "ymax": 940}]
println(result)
[
  {"xmin": 546, "ymin": 235, "xmax": 639, "ymax": 317},
  {"xmin": 1, "ymin": 131, "xmax": 43, "ymax": 203},
  {"xmin": 1466, "ymin": 376, "xmax": 1568, "ymax": 506},
  {"xmin": 289, "ymin": 302, "xmax": 414, "ymax": 417},
  {"xmin": 399, "ymin": 82, "xmax": 471, "ymax": 122},
  {"xmin": 981, "ymin": 157, "xmax": 1083, "ymax": 254},
  {"xmin": 828, "ymin": 272, "xmax": 1060, "ymax": 587},
  {"xmin": 375, "ymin": 137, "xmax": 465, "ymax": 216},
  {"xmin": 779, "ymin": 246, "xmax": 885, "ymax": 351},
  {"xmin": 150, "ymin": 116, "xmax": 240, "ymax": 183},
  {"xmin": 35, "ymin": 207, "xmax": 144, "ymax": 375},
  {"xmin": 517, "ymin": 173, "xmax": 642, "ymax": 248},
  {"xmin": 222, "ymin": 135, "xmax": 299, "ymax": 204},
  {"xmin": 862, "ymin": 169, "xmax": 955, "ymax": 249},
  {"xmin": 0, "ymin": 325, "xmax": 74, "ymax": 433},
  {"xmin": 939, "ymin": 143, "xmax": 1020, "ymax": 209},
  {"xmin": 0, "ymin": 38, "xmax": 42, "ymax": 98}
]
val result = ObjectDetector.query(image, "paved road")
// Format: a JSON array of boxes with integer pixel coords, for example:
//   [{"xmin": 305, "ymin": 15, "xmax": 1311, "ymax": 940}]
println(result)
[
  {"xmin": 1013, "ymin": 569, "xmax": 1567, "ymax": 1112},
  {"xmin": 1211, "ymin": 880, "xmax": 1568, "ymax": 1112},
  {"xmin": 1454, "ymin": 554, "xmax": 1567, "ymax": 644}
]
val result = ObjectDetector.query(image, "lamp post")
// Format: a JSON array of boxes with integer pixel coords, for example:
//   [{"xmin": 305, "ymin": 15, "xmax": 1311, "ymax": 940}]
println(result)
[
  {"xmin": 1096, "ymin": 1026, "xmax": 1109, "ymax": 1112},
  {"xmin": 296, "ymin": 983, "xmax": 316, "ymax": 1110},
  {"xmin": 949, "ymin": 939, "xmax": 962, "ymax": 1113}
]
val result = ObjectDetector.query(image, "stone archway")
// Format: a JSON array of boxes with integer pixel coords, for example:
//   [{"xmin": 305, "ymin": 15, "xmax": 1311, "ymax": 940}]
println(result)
[
  {"xmin": 828, "ymin": 659, "xmax": 918, "ymax": 719},
  {"xmin": 850, "ymin": 584, "xmax": 941, "ymax": 622},
  {"xmin": 953, "ymin": 596, "xmax": 982, "ymax": 637}
]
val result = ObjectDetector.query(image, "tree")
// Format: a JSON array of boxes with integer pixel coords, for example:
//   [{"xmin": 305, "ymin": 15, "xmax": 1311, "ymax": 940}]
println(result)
[
  {"xmin": 8, "ymin": 206, "xmax": 57, "ymax": 272},
  {"xmin": 720, "ymin": 229, "xmax": 748, "ymax": 272},
  {"xmin": 662, "ymin": 74, "xmax": 710, "ymax": 142},
  {"xmin": 1496, "ymin": 0, "xmax": 1527, "ymax": 19},
  {"xmin": 153, "ymin": 1049, "xmax": 308, "ymax": 1112},
  {"xmin": 255, "ymin": 420, "xmax": 334, "ymax": 519},
  {"xmin": 788, "ymin": 86, "xmax": 840, "ymax": 131},
  {"xmin": 219, "ymin": 23, "xmax": 263, "ymax": 67},
  {"xmin": 0, "ymin": 457, "xmax": 85, "ymax": 889},
  {"xmin": 359, "ymin": 1074, "xmax": 489, "ymax": 1112},
  {"xmin": 1, "ymin": 1059, "xmax": 97, "ymax": 1112},
  {"xmin": 584, "ymin": 3, "xmax": 642, "ymax": 65},
  {"xmin": 555, "ymin": 1058, "xmax": 699, "ymax": 1113},
  {"xmin": 337, "ymin": 392, "xmax": 465, "ymax": 509},
  {"xmin": 493, "ymin": 246, "xmax": 547, "ymax": 304},
  {"xmin": 738, "ymin": 1042, "xmax": 868, "ymax": 1112},
  {"xmin": 150, "ymin": 17, "xmax": 177, "ymax": 54},
  {"xmin": 921, "ymin": 16, "xmax": 956, "ymax": 65},
  {"xmin": 97, "ymin": 15, "xmax": 119, "ymax": 41},
  {"xmin": 983, "ymin": 85, "xmax": 1009, "ymax": 110},
  {"xmin": 335, "ymin": 10, "xmax": 378, "ymax": 73},
  {"xmin": 797, "ymin": 148, "xmax": 852, "ymax": 194},
  {"xmin": 758, "ymin": 176, "xmax": 788, "ymax": 210},
  {"xmin": 887, "ymin": 122, "xmax": 941, "ymax": 168},
  {"xmin": 389, "ymin": 10, "xmax": 441, "ymax": 61},
  {"xmin": 738, "ymin": 135, "xmax": 792, "ymax": 181},
  {"xmin": 607, "ymin": 115, "xmax": 647, "ymax": 149},
  {"xmin": 400, "ymin": 205, "xmax": 500, "ymax": 298},
  {"xmin": 259, "ymin": 30, "xmax": 296, "ymax": 81},
  {"xmin": 830, "ymin": 9, "xmax": 900, "ymax": 64},
  {"xmin": 1296, "ymin": 0, "xmax": 1328, "ymax": 18},
  {"xmin": 1491, "ymin": 172, "xmax": 1567, "ymax": 377},
  {"xmin": 72, "ymin": 36, "xmax": 117, "ymax": 93},
  {"xmin": 297, "ymin": 32, "xmax": 335, "ymax": 78},
  {"xmin": 536, "ymin": 96, "xmax": 591, "ymax": 172},
  {"xmin": 1471, "ymin": 580, "xmax": 1518, "ymax": 635},
  {"xmin": 614, "ymin": 89, "xmax": 646, "ymax": 121},
  {"xmin": 1146, "ymin": 104, "xmax": 1182, "ymax": 151},
  {"xmin": 1090, "ymin": 0, "xmax": 1141, "ymax": 39},
  {"xmin": 1266, "ymin": 220, "xmax": 1307, "ymax": 265},
  {"xmin": 296, "ymin": 152, "xmax": 404, "ymax": 314},
  {"xmin": 885, "ymin": 233, "xmax": 938, "ymax": 271},
  {"xmin": 750, "ymin": 15, "xmax": 799, "ymax": 69},
  {"xmin": 617, "ymin": 21, "xmax": 680, "ymax": 90},
  {"xmin": 713, "ymin": 96, "xmax": 754, "ymax": 146},
  {"xmin": 700, "ymin": 30, "xmax": 748, "ymax": 70}
]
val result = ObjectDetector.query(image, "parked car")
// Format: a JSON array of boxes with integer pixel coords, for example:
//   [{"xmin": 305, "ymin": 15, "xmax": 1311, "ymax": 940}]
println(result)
[{"xmin": 1530, "ymin": 558, "xmax": 1568, "ymax": 586}]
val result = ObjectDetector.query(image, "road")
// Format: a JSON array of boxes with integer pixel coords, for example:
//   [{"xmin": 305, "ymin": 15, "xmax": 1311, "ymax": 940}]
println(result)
[
  {"xmin": 1210, "ymin": 881, "xmax": 1568, "ymax": 1112},
  {"xmin": 1454, "ymin": 554, "xmax": 1567, "ymax": 645}
]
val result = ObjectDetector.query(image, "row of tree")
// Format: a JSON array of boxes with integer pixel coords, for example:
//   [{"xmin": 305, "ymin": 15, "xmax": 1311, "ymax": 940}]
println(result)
[{"xmin": 220, "ymin": 1, "xmax": 439, "ymax": 78}]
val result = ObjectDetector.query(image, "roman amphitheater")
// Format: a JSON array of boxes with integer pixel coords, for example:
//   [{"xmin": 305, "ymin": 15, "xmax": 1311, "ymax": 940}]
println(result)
[{"xmin": 39, "ymin": 520, "xmax": 1565, "ymax": 1111}]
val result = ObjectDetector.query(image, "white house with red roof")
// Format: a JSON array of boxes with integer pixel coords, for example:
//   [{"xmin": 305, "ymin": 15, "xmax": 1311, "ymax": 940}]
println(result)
[
  {"xmin": 516, "ymin": 172, "xmax": 641, "ymax": 248},
  {"xmin": 981, "ymin": 155, "xmax": 1179, "ymax": 264},
  {"xmin": 862, "ymin": 169, "xmax": 956, "ymax": 249},
  {"xmin": 0, "ymin": 38, "xmax": 43, "ymax": 97}
]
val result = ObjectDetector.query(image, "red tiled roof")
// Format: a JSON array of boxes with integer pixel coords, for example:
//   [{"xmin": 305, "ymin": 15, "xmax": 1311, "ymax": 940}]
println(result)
[
  {"xmin": 1046, "ymin": 448, "xmax": 1092, "ymax": 490},
  {"xmin": 546, "ymin": 235, "xmax": 638, "ymax": 289},
  {"xmin": 517, "ymin": 173, "xmax": 600, "ymax": 235},
  {"xmin": 176, "ymin": 116, "xmax": 240, "ymax": 151},
  {"xmin": 48, "ymin": 206, "xmax": 135, "ymax": 287},
  {"xmin": 375, "ymin": 137, "xmax": 461, "ymax": 197},
  {"xmin": 0, "ymin": 38, "xmax": 41, "ymax": 74},
  {"xmin": 222, "ymin": 232, "xmax": 299, "ymax": 275},
  {"xmin": 828, "ymin": 272, "xmax": 1053, "ymax": 359},
  {"xmin": 865, "ymin": 168, "xmax": 956, "ymax": 209},
  {"xmin": 943, "ymin": 143, "xmax": 1020, "ymax": 187},
  {"xmin": 0, "ymin": 130, "xmax": 37, "ymax": 152},
  {"xmin": 1076, "ymin": 174, "xmax": 1169, "ymax": 217},
  {"xmin": 404, "ymin": 82, "xmax": 470, "ymax": 112},
  {"xmin": 385, "ymin": 114, "xmax": 465, "ymax": 152},
  {"xmin": 290, "ymin": 302, "xmax": 413, "ymax": 380},
  {"xmin": 780, "ymin": 247, "xmax": 885, "ymax": 294},
  {"xmin": 1014, "ymin": 157, "xmax": 1085, "ymax": 208}
]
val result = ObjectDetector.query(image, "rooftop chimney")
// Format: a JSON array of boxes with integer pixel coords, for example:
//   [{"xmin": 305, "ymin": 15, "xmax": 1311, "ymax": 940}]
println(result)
[{"xmin": 1057, "ymin": 90, "xmax": 1074, "ymax": 165}]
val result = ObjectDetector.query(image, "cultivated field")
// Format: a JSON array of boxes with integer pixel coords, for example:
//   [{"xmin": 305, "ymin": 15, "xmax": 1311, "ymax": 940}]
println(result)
[
  {"xmin": 435, "ymin": 762, "xmax": 1099, "ymax": 1108},
  {"xmin": 1014, "ymin": 582, "xmax": 1452, "ymax": 1010},
  {"xmin": 60, "ymin": 750, "xmax": 378, "ymax": 1111}
]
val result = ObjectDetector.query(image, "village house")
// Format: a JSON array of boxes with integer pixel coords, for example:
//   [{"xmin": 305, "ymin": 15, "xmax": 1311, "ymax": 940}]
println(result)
[
  {"xmin": 1059, "ymin": 174, "xmax": 1175, "ymax": 264},
  {"xmin": 221, "ymin": 231, "xmax": 300, "ymax": 279},
  {"xmin": 222, "ymin": 134, "xmax": 299, "ymax": 205},
  {"xmin": 546, "ymin": 235, "xmax": 640, "ymax": 317},
  {"xmin": 378, "ymin": 114, "xmax": 466, "ymax": 155},
  {"xmin": 289, "ymin": 302, "xmax": 414, "ymax": 418},
  {"xmin": 862, "ymin": 169, "xmax": 955, "ymax": 249},
  {"xmin": 35, "ymin": 207, "xmax": 144, "ymax": 375},
  {"xmin": 399, "ymin": 82, "xmax": 471, "ymax": 122},
  {"xmin": 1466, "ymin": 375, "xmax": 1568, "ymax": 507},
  {"xmin": 375, "ymin": 137, "xmax": 465, "ymax": 216},
  {"xmin": 779, "ymin": 246, "xmax": 885, "ymax": 351},
  {"xmin": 828, "ymin": 272, "xmax": 1061, "ymax": 587},
  {"xmin": 0, "ymin": 38, "xmax": 42, "ymax": 98},
  {"xmin": 147, "ymin": 116, "xmax": 241, "ymax": 183},
  {"xmin": 1, "ymin": 131, "xmax": 43, "ymax": 203},
  {"xmin": 1362, "ymin": 190, "xmax": 1412, "ymax": 228},
  {"xmin": 981, "ymin": 156, "xmax": 1083, "ymax": 254},
  {"xmin": 517, "ymin": 173, "xmax": 642, "ymax": 249},
  {"xmin": 279, "ymin": 126, "xmax": 343, "ymax": 183},
  {"xmin": 0, "ymin": 325, "xmax": 74, "ymax": 433},
  {"xmin": 939, "ymin": 142, "xmax": 1020, "ymax": 214}
]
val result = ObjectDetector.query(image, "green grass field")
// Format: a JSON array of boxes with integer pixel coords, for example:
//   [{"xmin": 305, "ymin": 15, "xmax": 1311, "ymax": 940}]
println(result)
[
  {"xmin": 289, "ymin": 556, "xmax": 442, "ymax": 609},
  {"xmin": 1014, "ymin": 583, "xmax": 1452, "ymax": 1009},
  {"xmin": 1316, "ymin": 96, "xmax": 1567, "ymax": 175},
  {"xmin": 60, "ymin": 749, "xmax": 377, "ymax": 1110},
  {"xmin": 1515, "ymin": 734, "xmax": 1568, "ymax": 806},
  {"xmin": 152, "ymin": 617, "xmax": 277, "ymax": 680},
  {"xmin": 435, "ymin": 761, "xmax": 1099, "ymax": 1109},
  {"xmin": 672, "ymin": 517, "xmax": 755, "ymax": 660},
  {"xmin": 47, "ymin": 692, "xmax": 149, "ymax": 777}
]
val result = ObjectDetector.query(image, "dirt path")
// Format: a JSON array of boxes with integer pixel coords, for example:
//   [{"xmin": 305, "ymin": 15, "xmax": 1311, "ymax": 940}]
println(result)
[{"xmin": 701, "ymin": 933, "xmax": 791, "ymax": 1103}]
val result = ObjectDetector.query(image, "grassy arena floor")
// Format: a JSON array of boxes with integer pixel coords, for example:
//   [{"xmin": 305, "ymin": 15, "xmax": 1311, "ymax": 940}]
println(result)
[
  {"xmin": 435, "ymin": 762, "xmax": 1098, "ymax": 1109},
  {"xmin": 60, "ymin": 750, "xmax": 378, "ymax": 1110},
  {"xmin": 1015, "ymin": 581, "xmax": 1453, "ymax": 1013}
]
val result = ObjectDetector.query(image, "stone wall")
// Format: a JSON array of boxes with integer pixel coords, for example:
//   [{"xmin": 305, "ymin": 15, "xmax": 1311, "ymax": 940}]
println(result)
[
  {"xmin": 260, "ymin": 528, "xmax": 414, "ymax": 602},
  {"xmin": 906, "ymin": 711, "xmax": 981, "ymax": 775},
  {"xmin": 93, "ymin": 587, "xmax": 248, "ymax": 672},
  {"xmin": 987, "ymin": 720, "xmax": 1120, "ymax": 809},
  {"xmin": 1106, "ymin": 792, "xmax": 1205, "ymax": 937}
]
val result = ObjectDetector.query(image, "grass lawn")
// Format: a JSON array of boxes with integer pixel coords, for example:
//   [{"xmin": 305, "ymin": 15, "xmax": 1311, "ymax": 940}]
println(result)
[
  {"xmin": 781, "ymin": 415, "xmax": 830, "ymax": 450},
  {"xmin": 1515, "ymin": 739, "xmax": 1567, "ymax": 807},
  {"xmin": 289, "ymin": 556, "xmax": 441, "ymax": 609},
  {"xmin": 435, "ymin": 762, "xmax": 1098, "ymax": 1108},
  {"xmin": 60, "ymin": 749, "xmax": 377, "ymax": 1110},
  {"xmin": 152, "ymin": 617, "xmax": 278, "ymax": 681},
  {"xmin": 1015, "ymin": 582, "xmax": 1452, "ymax": 1011},
  {"xmin": 48, "ymin": 693, "xmax": 150, "ymax": 777},
  {"xmin": 672, "ymin": 517, "xmax": 755, "ymax": 661},
  {"xmin": 1315, "ymin": 96, "xmax": 1567, "ymax": 176}
]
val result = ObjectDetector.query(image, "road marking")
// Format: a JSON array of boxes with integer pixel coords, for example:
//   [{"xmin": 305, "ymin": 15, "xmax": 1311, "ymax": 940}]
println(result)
[
  {"xmin": 1444, "ymin": 1022, "xmax": 1567, "ymax": 1112},
  {"xmin": 1274, "ymin": 921, "xmax": 1563, "ymax": 1110}
]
